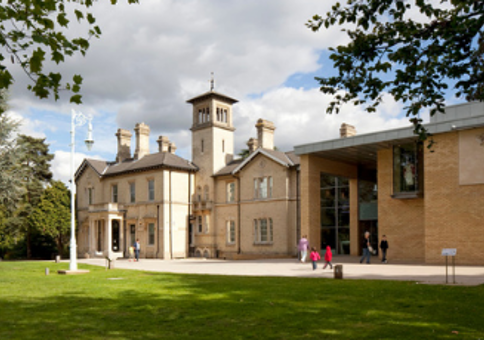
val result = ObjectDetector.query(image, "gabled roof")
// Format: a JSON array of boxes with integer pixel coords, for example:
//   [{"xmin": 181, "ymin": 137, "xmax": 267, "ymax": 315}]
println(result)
[
  {"xmin": 214, "ymin": 148, "xmax": 300, "ymax": 177},
  {"xmin": 75, "ymin": 152, "xmax": 198, "ymax": 182}
]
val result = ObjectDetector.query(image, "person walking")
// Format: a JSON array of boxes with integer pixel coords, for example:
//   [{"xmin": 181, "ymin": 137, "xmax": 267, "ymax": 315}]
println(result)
[
  {"xmin": 322, "ymin": 245, "xmax": 333, "ymax": 269},
  {"xmin": 380, "ymin": 235, "xmax": 389, "ymax": 263},
  {"xmin": 298, "ymin": 235, "xmax": 309, "ymax": 263},
  {"xmin": 359, "ymin": 231, "xmax": 371, "ymax": 264},
  {"xmin": 309, "ymin": 247, "xmax": 321, "ymax": 270},
  {"xmin": 134, "ymin": 239, "xmax": 141, "ymax": 262},
  {"xmin": 128, "ymin": 246, "xmax": 135, "ymax": 262}
]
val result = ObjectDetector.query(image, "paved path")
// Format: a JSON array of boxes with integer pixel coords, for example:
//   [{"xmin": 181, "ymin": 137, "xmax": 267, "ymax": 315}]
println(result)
[{"xmin": 78, "ymin": 256, "xmax": 484, "ymax": 286}]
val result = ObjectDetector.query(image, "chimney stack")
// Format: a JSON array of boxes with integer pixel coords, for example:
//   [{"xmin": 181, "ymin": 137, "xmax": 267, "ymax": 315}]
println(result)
[
  {"xmin": 247, "ymin": 137, "xmax": 258, "ymax": 154},
  {"xmin": 157, "ymin": 135, "xmax": 170, "ymax": 153},
  {"xmin": 340, "ymin": 123, "xmax": 356, "ymax": 138},
  {"xmin": 115, "ymin": 128, "xmax": 132, "ymax": 163},
  {"xmin": 134, "ymin": 122, "xmax": 150, "ymax": 160},
  {"xmin": 256, "ymin": 119, "xmax": 276, "ymax": 150},
  {"xmin": 169, "ymin": 142, "xmax": 177, "ymax": 154}
]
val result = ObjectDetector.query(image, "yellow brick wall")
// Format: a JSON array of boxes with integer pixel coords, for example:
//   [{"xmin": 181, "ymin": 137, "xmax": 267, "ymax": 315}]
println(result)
[
  {"xmin": 377, "ymin": 148, "xmax": 425, "ymax": 263},
  {"xmin": 424, "ymin": 131, "xmax": 484, "ymax": 264}
]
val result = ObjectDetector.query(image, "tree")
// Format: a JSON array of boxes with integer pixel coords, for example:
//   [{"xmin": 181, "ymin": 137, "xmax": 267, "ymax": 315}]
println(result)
[
  {"xmin": 16, "ymin": 134, "xmax": 54, "ymax": 258},
  {"xmin": 0, "ymin": 0, "xmax": 138, "ymax": 104},
  {"xmin": 29, "ymin": 180, "xmax": 70, "ymax": 257},
  {"xmin": 0, "ymin": 90, "xmax": 25, "ymax": 257},
  {"xmin": 307, "ymin": 0, "xmax": 484, "ymax": 139}
]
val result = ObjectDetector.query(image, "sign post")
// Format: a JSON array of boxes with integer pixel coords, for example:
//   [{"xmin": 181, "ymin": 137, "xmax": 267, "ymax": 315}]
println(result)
[{"xmin": 441, "ymin": 248, "xmax": 457, "ymax": 284}]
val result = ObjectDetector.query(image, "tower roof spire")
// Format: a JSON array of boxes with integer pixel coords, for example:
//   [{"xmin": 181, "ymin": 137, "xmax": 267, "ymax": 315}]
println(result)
[{"xmin": 210, "ymin": 72, "xmax": 215, "ymax": 91}]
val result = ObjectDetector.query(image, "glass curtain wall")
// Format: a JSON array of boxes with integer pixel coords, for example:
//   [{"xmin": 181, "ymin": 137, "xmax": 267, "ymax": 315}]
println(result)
[{"xmin": 320, "ymin": 173, "xmax": 350, "ymax": 254}]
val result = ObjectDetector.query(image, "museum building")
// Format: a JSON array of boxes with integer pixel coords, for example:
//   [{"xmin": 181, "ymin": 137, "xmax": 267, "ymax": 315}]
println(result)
[{"xmin": 75, "ymin": 90, "xmax": 300, "ymax": 260}]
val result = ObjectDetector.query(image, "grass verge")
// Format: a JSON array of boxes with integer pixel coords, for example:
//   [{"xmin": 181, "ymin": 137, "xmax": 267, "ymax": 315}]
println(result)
[{"xmin": 0, "ymin": 261, "xmax": 483, "ymax": 339}]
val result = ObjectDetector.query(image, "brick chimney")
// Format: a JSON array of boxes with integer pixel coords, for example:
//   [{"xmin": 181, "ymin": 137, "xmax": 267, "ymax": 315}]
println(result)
[
  {"xmin": 115, "ymin": 128, "xmax": 132, "ymax": 163},
  {"xmin": 157, "ymin": 135, "xmax": 170, "ymax": 153},
  {"xmin": 247, "ymin": 137, "xmax": 258, "ymax": 154},
  {"xmin": 340, "ymin": 123, "xmax": 356, "ymax": 138},
  {"xmin": 256, "ymin": 119, "xmax": 276, "ymax": 150},
  {"xmin": 134, "ymin": 123, "xmax": 150, "ymax": 160},
  {"xmin": 169, "ymin": 142, "xmax": 177, "ymax": 154}
]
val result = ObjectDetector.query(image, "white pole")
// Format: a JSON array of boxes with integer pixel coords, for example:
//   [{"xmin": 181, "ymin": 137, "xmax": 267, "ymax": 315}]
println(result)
[{"xmin": 69, "ymin": 110, "xmax": 77, "ymax": 271}]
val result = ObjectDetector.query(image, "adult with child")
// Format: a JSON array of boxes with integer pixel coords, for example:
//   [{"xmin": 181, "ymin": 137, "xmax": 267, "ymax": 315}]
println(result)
[
  {"xmin": 380, "ymin": 235, "xmax": 389, "ymax": 263},
  {"xmin": 359, "ymin": 231, "xmax": 371, "ymax": 264},
  {"xmin": 134, "ymin": 238, "xmax": 141, "ymax": 262},
  {"xmin": 298, "ymin": 235, "xmax": 309, "ymax": 263}
]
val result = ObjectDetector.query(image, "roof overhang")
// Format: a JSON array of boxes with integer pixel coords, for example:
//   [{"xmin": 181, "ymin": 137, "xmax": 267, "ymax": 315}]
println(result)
[{"xmin": 294, "ymin": 110, "xmax": 484, "ymax": 168}]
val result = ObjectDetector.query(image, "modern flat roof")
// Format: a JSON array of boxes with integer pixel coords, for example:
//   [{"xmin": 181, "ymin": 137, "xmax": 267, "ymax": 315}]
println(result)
[{"xmin": 294, "ymin": 102, "xmax": 484, "ymax": 168}]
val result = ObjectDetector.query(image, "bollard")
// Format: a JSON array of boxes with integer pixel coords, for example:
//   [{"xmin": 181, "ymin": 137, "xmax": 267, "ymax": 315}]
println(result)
[
  {"xmin": 45, "ymin": 268, "xmax": 49, "ymax": 275},
  {"xmin": 55, "ymin": 255, "xmax": 60, "ymax": 263},
  {"xmin": 334, "ymin": 264, "xmax": 343, "ymax": 279}
]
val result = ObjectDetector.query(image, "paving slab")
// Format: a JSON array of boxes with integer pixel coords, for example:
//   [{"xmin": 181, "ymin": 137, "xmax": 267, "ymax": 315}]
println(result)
[{"xmin": 77, "ymin": 256, "xmax": 484, "ymax": 286}]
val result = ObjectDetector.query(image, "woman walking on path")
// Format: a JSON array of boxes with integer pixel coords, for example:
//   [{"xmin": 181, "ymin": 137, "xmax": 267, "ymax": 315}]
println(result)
[
  {"xmin": 298, "ymin": 235, "xmax": 309, "ymax": 263},
  {"xmin": 359, "ymin": 231, "xmax": 371, "ymax": 264},
  {"xmin": 322, "ymin": 245, "xmax": 333, "ymax": 269},
  {"xmin": 310, "ymin": 247, "xmax": 321, "ymax": 270}
]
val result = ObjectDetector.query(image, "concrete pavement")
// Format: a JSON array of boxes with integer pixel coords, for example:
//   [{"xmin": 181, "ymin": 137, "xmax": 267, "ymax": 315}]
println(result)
[{"xmin": 77, "ymin": 256, "xmax": 484, "ymax": 286}]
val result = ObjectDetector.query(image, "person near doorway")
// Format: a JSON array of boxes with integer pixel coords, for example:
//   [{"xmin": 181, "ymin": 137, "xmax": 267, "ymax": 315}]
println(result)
[
  {"xmin": 134, "ymin": 239, "xmax": 140, "ymax": 261},
  {"xmin": 322, "ymin": 245, "xmax": 333, "ymax": 269},
  {"xmin": 309, "ymin": 247, "xmax": 321, "ymax": 270},
  {"xmin": 128, "ymin": 246, "xmax": 135, "ymax": 262},
  {"xmin": 298, "ymin": 235, "xmax": 309, "ymax": 263},
  {"xmin": 380, "ymin": 235, "xmax": 389, "ymax": 263},
  {"xmin": 359, "ymin": 231, "xmax": 371, "ymax": 264}
]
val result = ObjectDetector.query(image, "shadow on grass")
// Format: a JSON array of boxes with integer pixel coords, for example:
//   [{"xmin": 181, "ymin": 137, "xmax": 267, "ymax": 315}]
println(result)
[{"xmin": 0, "ymin": 263, "xmax": 483, "ymax": 339}]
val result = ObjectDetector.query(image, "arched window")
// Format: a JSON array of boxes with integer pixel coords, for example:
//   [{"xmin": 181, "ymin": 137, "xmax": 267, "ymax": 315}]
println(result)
[
  {"xmin": 224, "ymin": 109, "xmax": 227, "ymax": 123},
  {"xmin": 198, "ymin": 110, "xmax": 202, "ymax": 124},
  {"xmin": 206, "ymin": 107, "xmax": 210, "ymax": 121},
  {"xmin": 203, "ymin": 250, "xmax": 210, "ymax": 258},
  {"xmin": 201, "ymin": 139, "xmax": 204, "ymax": 153},
  {"xmin": 195, "ymin": 249, "xmax": 202, "ymax": 257},
  {"xmin": 216, "ymin": 108, "xmax": 220, "ymax": 121},
  {"xmin": 197, "ymin": 186, "xmax": 202, "ymax": 202}
]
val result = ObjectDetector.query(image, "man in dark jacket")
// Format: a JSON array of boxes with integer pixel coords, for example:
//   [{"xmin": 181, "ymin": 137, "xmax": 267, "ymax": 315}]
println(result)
[{"xmin": 380, "ymin": 235, "xmax": 389, "ymax": 263}]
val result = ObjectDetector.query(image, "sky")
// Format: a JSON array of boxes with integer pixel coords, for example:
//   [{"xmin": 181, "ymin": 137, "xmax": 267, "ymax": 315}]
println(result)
[{"xmin": 5, "ymin": 0, "xmax": 448, "ymax": 184}]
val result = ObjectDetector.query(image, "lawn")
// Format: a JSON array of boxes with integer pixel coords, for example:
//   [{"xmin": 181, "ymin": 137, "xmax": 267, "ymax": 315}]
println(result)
[{"xmin": 0, "ymin": 262, "xmax": 483, "ymax": 340}]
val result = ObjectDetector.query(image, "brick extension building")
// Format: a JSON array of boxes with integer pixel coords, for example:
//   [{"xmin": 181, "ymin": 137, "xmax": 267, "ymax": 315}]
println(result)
[{"xmin": 295, "ymin": 101, "xmax": 484, "ymax": 265}]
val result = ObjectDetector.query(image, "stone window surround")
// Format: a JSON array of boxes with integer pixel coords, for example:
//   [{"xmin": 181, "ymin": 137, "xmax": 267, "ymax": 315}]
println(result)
[{"xmin": 253, "ymin": 218, "xmax": 273, "ymax": 245}]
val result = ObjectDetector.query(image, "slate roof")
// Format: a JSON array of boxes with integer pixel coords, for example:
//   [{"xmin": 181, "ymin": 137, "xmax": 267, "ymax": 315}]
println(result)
[
  {"xmin": 214, "ymin": 148, "xmax": 300, "ymax": 177},
  {"xmin": 75, "ymin": 152, "xmax": 198, "ymax": 181}
]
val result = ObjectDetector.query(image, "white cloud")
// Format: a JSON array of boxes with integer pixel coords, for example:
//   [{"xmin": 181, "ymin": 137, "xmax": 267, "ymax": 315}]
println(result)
[
  {"xmin": 3, "ymin": 0, "xmax": 452, "ymax": 181},
  {"xmin": 51, "ymin": 150, "xmax": 104, "ymax": 186}
]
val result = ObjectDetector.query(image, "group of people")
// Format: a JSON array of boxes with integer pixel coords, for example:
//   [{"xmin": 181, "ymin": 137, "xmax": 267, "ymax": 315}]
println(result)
[
  {"xmin": 298, "ymin": 235, "xmax": 333, "ymax": 270},
  {"xmin": 298, "ymin": 233, "xmax": 389, "ymax": 270}
]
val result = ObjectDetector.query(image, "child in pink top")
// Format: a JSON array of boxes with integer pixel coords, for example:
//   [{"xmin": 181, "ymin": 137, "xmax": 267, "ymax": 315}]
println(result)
[
  {"xmin": 309, "ymin": 247, "xmax": 321, "ymax": 270},
  {"xmin": 323, "ymin": 245, "xmax": 333, "ymax": 269}
]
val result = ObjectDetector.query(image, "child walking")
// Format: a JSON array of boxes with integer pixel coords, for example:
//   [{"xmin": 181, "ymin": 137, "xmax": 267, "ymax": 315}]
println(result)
[
  {"xmin": 309, "ymin": 247, "xmax": 321, "ymax": 270},
  {"xmin": 323, "ymin": 245, "xmax": 333, "ymax": 269}
]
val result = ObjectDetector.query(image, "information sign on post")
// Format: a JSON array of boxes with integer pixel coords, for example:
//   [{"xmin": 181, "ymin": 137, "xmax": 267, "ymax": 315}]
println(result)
[{"xmin": 441, "ymin": 248, "xmax": 457, "ymax": 284}]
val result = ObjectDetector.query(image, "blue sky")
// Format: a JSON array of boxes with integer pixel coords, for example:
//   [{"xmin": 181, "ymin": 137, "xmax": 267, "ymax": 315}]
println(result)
[{"xmin": 6, "ymin": 0, "xmax": 452, "ymax": 184}]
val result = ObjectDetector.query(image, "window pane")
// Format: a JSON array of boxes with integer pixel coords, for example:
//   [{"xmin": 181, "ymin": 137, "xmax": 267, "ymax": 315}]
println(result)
[
  {"xmin": 320, "ymin": 173, "xmax": 335, "ymax": 188},
  {"xmin": 254, "ymin": 179, "xmax": 258, "ymax": 198},
  {"xmin": 321, "ymin": 208, "xmax": 336, "ymax": 227},
  {"xmin": 393, "ymin": 143, "xmax": 419, "ymax": 193},
  {"xmin": 269, "ymin": 218, "xmax": 273, "ymax": 242},
  {"xmin": 260, "ymin": 219, "xmax": 267, "ymax": 242},
  {"xmin": 320, "ymin": 188, "xmax": 335, "ymax": 207},
  {"xmin": 130, "ymin": 183, "xmax": 135, "ymax": 203},
  {"xmin": 148, "ymin": 180, "xmax": 155, "ymax": 201},
  {"xmin": 148, "ymin": 223, "xmax": 155, "ymax": 245},
  {"xmin": 254, "ymin": 220, "xmax": 258, "ymax": 243},
  {"xmin": 268, "ymin": 177, "xmax": 273, "ymax": 198},
  {"xmin": 260, "ymin": 178, "xmax": 267, "ymax": 198}
]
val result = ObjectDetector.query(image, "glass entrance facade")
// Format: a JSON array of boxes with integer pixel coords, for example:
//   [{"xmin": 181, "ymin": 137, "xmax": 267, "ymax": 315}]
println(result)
[{"xmin": 320, "ymin": 173, "xmax": 350, "ymax": 254}]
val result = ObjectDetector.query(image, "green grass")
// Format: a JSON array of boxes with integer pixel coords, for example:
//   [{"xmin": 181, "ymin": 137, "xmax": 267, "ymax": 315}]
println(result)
[{"xmin": 0, "ymin": 262, "xmax": 483, "ymax": 340}]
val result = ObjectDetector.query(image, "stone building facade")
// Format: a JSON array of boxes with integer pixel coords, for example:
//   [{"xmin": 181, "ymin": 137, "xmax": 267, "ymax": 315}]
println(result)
[{"xmin": 75, "ymin": 90, "xmax": 300, "ymax": 260}]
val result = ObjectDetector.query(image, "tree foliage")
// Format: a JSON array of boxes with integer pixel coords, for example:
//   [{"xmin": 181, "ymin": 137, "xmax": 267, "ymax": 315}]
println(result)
[
  {"xmin": 29, "ymin": 180, "xmax": 70, "ymax": 256},
  {"xmin": 0, "ymin": 0, "xmax": 138, "ymax": 104},
  {"xmin": 16, "ymin": 134, "xmax": 54, "ymax": 258},
  {"xmin": 308, "ymin": 0, "xmax": 484, "ymax": 138}
]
